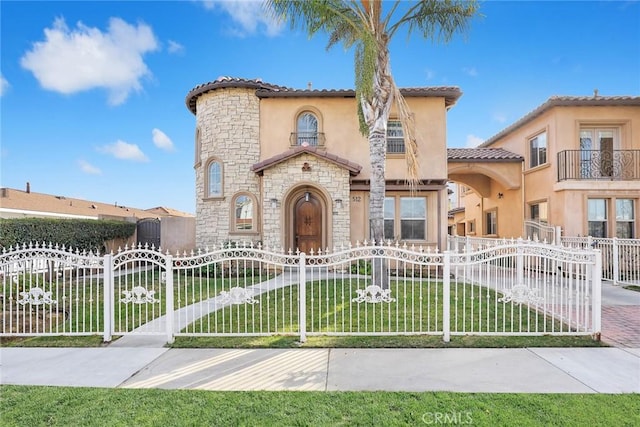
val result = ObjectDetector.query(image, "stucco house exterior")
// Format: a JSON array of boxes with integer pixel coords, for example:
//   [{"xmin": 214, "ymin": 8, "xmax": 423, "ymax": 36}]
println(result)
[
  {"xmin": 451, "ymin": 94, "xmax": 640, "ymax": 239},
  {"xmin": 186, "ymin": 76, "xmax": 461, "ymax": 251}
]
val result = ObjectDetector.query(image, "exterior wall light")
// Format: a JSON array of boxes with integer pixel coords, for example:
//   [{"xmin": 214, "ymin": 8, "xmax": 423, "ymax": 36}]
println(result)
[
  {"xmin": 335, "ymin": 198, "xmax": 343, "ymax": 209},
  {"xmin": 270, "ymin": 198, "xmax": 278, "ymax": 208}
]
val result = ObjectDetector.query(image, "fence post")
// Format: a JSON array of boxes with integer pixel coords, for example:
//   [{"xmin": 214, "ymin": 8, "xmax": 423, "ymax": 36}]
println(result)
[
  {"xmin": 165, "ymin": 254, "xmax": 175, "ymax": 344},
  {"xmin": 103, "ymin": 253, "xmax": 113, "ymax": 343},
  {"xmin": 555, "ymin": 226, "xmax": 562, "ymax": 246},
  {"xmin": 612, "ymin": 237, "xmax": 619, "ymax": 285},
  {"xmin": 516, "ymin": 238, "xmax": 524, "ymax": 286},
  {"xmin": 443, "ymin": 251, "xmax": 451, "ymax": 343},
  {"xmin": 592, "ymin": 249, "xmax": 602, "ymax": 340},
  {"xmin": 299, "ymin": 252, "xmax": 307, "ymax": 343}
]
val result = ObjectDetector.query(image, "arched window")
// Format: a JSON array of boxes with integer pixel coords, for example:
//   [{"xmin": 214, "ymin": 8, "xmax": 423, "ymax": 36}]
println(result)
[
  {"xmin": 194, "ymin": 127, "xmax": 201, "ymax": 167},
  {"xmin": 231, "ymin": 193, "xmax": 257, "ymax": 232},
  {"xmin": 206, "ymin": 159, "xmax": 223, "ymax": 198},
  {"xmin": 296, "ymin": 112, "xmax": 318, "ymax": 146}
]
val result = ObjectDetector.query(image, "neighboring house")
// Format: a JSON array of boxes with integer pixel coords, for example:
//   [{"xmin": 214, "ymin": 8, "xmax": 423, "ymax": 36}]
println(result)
[
  {"xmin": 186, "ymin": 76, "xmax": 461, "ymax": 251},
  {"xmin": 0, "ymin": 185, "xmax": 196, "ymax": 252},
  {"xmin": 451, "ymin": 94, "xmax": 640, "ymax": 239}
]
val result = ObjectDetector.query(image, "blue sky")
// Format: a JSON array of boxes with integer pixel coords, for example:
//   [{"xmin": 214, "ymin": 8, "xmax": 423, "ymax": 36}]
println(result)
[{"xmin": 1, "ymin": 1, "xmax": 639, "ymax": 215}]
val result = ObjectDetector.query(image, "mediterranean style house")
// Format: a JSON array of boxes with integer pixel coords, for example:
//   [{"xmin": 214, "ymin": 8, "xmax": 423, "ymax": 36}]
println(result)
[
  {"xmin": 451, "ymin": 93, "xmax": 640, "ymax": 240},
  {"xmin": 185, "ymin": 76, "xmax": 461, "ymax": 251}
]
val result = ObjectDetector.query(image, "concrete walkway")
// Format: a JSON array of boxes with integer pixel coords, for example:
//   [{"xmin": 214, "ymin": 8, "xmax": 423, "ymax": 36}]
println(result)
[{"xmin": 1, "ymin": 346, "xmax": 639, "ymax": 393}]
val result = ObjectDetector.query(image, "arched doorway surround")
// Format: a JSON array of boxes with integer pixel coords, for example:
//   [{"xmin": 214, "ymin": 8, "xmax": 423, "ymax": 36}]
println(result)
[{"xmin": 283, "ymin": 184, "xmax": 332, "ymax": 252}]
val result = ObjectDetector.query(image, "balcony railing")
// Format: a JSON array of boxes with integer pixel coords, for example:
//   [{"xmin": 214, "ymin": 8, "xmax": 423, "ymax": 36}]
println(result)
[
  {"xmin": 557, "ymin": 150, "xmax": 640, "ymax": 181},
  {"xmin": 290, "ymin": 132, "xmax": 325, "ymax": 147}
]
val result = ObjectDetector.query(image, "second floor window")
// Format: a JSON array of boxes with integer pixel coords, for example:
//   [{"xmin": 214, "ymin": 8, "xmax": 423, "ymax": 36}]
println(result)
[
  {"xmin": 529, "ymin": 131, "xmax": 547, "ymax": 168},
  {"xmin": 387, "ymin": 120, "xmax": 405, "ymax": 153},
  {"xmin": 297, "ymin": 112, "xmax": 318, "ymax": 146}
]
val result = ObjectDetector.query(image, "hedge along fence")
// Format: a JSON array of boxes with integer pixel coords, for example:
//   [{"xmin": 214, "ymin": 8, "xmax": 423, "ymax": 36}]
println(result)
[{"xmin": 0, "ymin": 218, "xmax": 137, "ymax": 253}]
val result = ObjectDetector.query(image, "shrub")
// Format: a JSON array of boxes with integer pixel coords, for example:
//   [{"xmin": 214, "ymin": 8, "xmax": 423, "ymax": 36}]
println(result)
[{"xmin": 0, "ymin": 218, "xmax": 136, "ymax": 252}]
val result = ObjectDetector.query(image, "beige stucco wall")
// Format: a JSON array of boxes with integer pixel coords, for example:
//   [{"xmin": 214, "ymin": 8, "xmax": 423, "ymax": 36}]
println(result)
[
  {"xmin": 462, "ymin": 103, "xmax": 640, "ymax": 238},
  {"xmin": 258, "ymin": 96, "xmax": 449, "ymax": 181},
  {"xmin": 160, "ymin": 216, "xmax": 196, "ymax": 253}
]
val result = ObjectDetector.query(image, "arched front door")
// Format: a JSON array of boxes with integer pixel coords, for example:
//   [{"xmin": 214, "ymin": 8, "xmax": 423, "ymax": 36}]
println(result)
[{"xmin": 295, "ymin": 193, "xmax": 322, "ymax": 253}]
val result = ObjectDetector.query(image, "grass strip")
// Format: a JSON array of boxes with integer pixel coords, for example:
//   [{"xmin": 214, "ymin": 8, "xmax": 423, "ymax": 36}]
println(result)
[{"xmin": 1, "ymin": 386, "xmax": 638, "ymax": 426}]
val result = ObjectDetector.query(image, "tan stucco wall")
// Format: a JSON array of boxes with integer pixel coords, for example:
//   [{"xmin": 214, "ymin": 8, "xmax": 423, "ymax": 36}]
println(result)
[
  {"xmin": 461, "ymin": 103, "xmax": 640, "ymax": 238},
  {"xmin": 160, "ymin": 216, "xmax": 196, "ymax": 253},
  {"xmin": 259, "ymin": 96, "xmax": 448, "ymax": 181}
]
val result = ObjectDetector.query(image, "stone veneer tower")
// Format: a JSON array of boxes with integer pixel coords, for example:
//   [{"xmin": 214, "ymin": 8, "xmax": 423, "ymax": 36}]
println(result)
[{"xmin": 186, "ymin": 77, "xmax": 264, "ymax": 249}]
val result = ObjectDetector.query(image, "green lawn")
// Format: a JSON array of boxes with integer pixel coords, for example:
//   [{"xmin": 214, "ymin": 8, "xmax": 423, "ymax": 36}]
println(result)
[
  {"xmin": 1, "ymin": 386, "xmax": 637, "ymax": 426},
  {"xmin": 189, "ymin": 279, "xmax": 568, "ymax": 335}
]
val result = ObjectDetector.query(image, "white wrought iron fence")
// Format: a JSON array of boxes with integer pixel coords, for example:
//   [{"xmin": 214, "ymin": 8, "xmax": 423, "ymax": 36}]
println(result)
[
  {"xmin": 1, "ymin": 240, "xmax": 602, "ymax": 344},
  {"xmin": 560, "ymin": 236, "xmax": 640, "ymax": 286},
  {"xmin": 524, "ymin": 220, "xmax": 562, "ymax": 245}
]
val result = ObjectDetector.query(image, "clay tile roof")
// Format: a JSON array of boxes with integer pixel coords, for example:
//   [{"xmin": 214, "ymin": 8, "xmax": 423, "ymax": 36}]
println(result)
[
  {"xmin": 447, "ymin": 148, "xmax": 523, "ymax": 162},
  {"xmin": 251, "ymin": 146, "xmax": 362, "ymax": 176},
  {"xmin": 185, "ymin": 76, "xmax": 462, "ymax": 114},
  {"xmin": 480, "ymin": 95, "xmax": 640, "ymax": 147},
  {"xmin": 185, "ymin": 76, "xmax": 292, "ymax": 114}
]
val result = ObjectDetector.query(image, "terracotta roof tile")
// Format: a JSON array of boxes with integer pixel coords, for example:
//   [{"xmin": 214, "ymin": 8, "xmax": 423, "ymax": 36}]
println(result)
[
  {"xmin": 251, "ymin": 146, "xmax": 362, "ymax": 176},
  {"xmin": 186, "ymin": 76, "xmax": 462, "ymax": 114},
  {"xmin": 447, "ymin": 148, "xmax": 523, "ymax": 162}
]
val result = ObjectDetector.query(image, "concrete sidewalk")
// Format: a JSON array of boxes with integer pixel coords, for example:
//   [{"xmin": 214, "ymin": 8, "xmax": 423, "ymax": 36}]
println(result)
[{"xmin": 2, "ymin": 346, "xmax": 639, "ymax": 393}]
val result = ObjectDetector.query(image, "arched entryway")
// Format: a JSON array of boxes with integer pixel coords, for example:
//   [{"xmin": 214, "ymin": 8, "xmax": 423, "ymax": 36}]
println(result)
[
  {"xmin": 294, "ymin": 192, "xmax": 322, "ymax": 253},
  {"xmin": 284, "ymin": 186, "xmax": 330, "ymax": 252}
]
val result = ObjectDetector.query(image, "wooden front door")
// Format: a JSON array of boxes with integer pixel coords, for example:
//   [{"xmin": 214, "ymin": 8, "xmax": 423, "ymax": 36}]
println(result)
[{"xmin": 295, "ymin": 194, "xmax": 322, "ymax": 254}]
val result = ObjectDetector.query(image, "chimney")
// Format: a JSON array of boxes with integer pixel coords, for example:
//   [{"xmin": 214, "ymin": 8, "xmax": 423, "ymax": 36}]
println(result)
[
  {"xmin": 593, "ymin": 88, "xmax": 599, "ymax": 98},
  {"xmin": 1, "ymin": 188, "xmax": 7, "ymax": 198},
  {"xmin": 26, "ymin": 182, "xmax": 31, "ymax": 193},
  {"xmin": 307, "ymin": 82, "xmax": 312, "ymax": 90}
]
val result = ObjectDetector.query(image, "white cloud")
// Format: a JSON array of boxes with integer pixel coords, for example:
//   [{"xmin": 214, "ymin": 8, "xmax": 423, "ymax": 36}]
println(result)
[
  {"xmin": 202, "ymin": 0, "xmax": 283, "ymax": 37},
  {"xmin": 152, "ymin": 128, "xmax": 175, "ymax": 151},
  {"xmin": 167, "ymin": 40, "xmax": 184, "ymax": 54},
  {"xmin": 424, "ymin": 68, "xmax": 435, "ymax": 81},
  {"xmin": 0, "ymin": 74, "xmax": 9, "ymax": 96},
  {"xmin": 465, "ymin": 134, "xmax": 484, "ymax": 148},
  {"xmin": 462, "ymin": 67, "xmax": 478, "ymax": 77},
  {"xmin": 99, "ymin": 140, "xmax": 149, "ymax": 162},
  {"xmin": 78, "ymin": 160, "xmax": 102, "ymax": 175},
  {"xmin": 20, "ymin": 17, "xmax": 159, "ymax": 105},
  {"xmin": 492, "ymin": 113, "xmax": 507, "ymax": 124}
]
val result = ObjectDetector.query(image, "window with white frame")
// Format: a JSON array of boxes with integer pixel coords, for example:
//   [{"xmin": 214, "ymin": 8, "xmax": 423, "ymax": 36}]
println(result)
[
  {"xmin": 485, "ymin": 210, "xmax": 497, "ymax": 235},
  {"xmin": 616, "ymin": 199, "xmax": 635, "ymax": 238},
  {"xmin": 207, "ymin": 159, "xmax": 222, "ymax": 198},
  {"xmin": 383, "ymin": 196, "xmax": 427, "ymax": 241},
  {"xmin": 587, "ymin": 198, "xmax": 607, "ymax": 237},
  {"xmin": 529, "ymin": 131, "xmax": 547, "ymax": 168},
  {"xmin": 387, "ymin": 120, "xmax": 405, "ymax": 153}
]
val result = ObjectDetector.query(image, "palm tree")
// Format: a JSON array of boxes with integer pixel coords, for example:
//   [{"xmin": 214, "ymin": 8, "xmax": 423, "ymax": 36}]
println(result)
[{"xmin": 266, "ymin": 0, "xmax": 479, "ymax": 285}]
